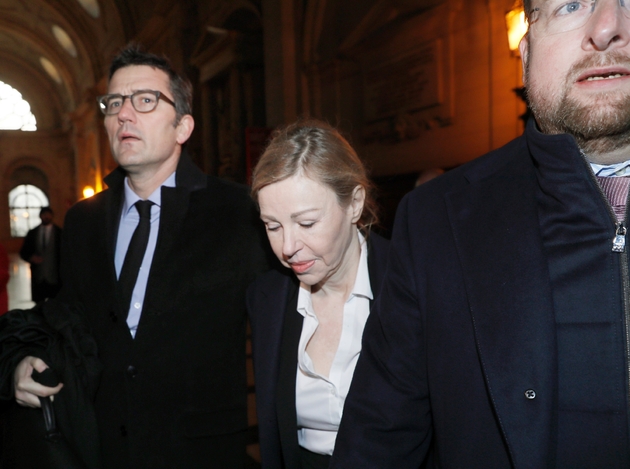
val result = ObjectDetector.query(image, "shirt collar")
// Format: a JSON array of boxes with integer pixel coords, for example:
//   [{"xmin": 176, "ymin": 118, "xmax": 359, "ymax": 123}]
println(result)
[
  {"xmin": 590, "ymin": 160, "xmax": 630, "ymax": 177},
  {"xmin": 353, "ymin": 230, "xmax": 373, "ymax": 300},
  {"xmin": 121, "ymin": 171, "xmax": 176, "ymax": 216},
  {"xmin": 297, "ymin": 229, "xmax": 373, "ymax": 317}
]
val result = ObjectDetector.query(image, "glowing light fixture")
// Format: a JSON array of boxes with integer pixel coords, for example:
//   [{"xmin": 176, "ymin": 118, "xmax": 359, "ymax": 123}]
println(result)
[
  {"xmin": 76, "ymin": 0, "xmax": 100, "ymax": 18},
  {"xmin": 83, "ymin": 186, "xmax": 95, "ymax": 199},
  {"xmin": 505, "ymin": 5, "xmax": 528, "ymax": 53},
  {"xmin": 40, "ymin": 57, "xmax": 62, "ymax": 84},
  {"xmin": 52, "ymin": 25, "xmax": 78, "ymax": 57}
]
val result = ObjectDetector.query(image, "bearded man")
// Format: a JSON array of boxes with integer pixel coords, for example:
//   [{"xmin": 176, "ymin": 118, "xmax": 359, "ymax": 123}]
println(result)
[{"xmin": 330, "ymin": 1, "xmax": 630, "ymax": 468}]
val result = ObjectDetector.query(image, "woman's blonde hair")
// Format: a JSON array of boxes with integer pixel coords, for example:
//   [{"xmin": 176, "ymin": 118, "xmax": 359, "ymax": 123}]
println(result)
[{"xmin": 251, "ymin": 119, "xmax": 378, "ymax": 232}]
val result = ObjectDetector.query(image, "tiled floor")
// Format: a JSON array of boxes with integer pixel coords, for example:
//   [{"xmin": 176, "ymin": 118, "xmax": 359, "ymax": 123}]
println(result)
[{"xmin": 5, "ymin": 253, "xmax": 262, "ymax": 467}]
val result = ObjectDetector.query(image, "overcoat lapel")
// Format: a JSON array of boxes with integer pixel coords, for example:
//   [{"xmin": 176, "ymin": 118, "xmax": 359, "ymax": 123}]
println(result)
[
  {"xmin": 105, "ymin": 187, "xmax": 123, "ymax": 288},
  {"xmin": 148, "ymin": 185, "xmax": 189, "ymax": 277},
  {"xmin": 103, "ymin": 173, "xmax": 135, "ymax": 347},
  {"xmin": 445, "ymin": 147, "xmax": 557, "ymax": 468},
  {"xmin": 146, "ymin": 154, "xmax": 206, "ymax": 294}
]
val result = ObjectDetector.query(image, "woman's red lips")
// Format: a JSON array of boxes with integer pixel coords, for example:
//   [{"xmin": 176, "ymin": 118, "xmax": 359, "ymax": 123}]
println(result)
[{"xmin": 290, "ymin": 260, "xmax": 315, "ymax": 274}]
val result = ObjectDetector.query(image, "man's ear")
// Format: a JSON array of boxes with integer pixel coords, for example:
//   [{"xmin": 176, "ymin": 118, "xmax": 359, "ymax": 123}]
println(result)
[
  {"xmin": 519, "ymin": 34, "xmax": 529, "ymax": 85},
  {"xmin": 176, "ymin": 115, "xmax": 195, "ymax": 145}
]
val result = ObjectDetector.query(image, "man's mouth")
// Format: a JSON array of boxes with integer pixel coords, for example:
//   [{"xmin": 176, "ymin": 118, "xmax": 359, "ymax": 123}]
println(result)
[
  {"xmin": 119, "ymin": 132, "xmax": 140, "ymax": 142},
  {"xmin": 583, "ymin": 72, "xmax": 628, "ymax": 82},
  {"xmin": 576, "ymin": 67, "xmax": 630, "ymax": 83}
]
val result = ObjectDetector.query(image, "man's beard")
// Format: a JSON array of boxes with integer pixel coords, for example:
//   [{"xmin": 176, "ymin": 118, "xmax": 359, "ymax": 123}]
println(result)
[{"xmin": 527, "ymin": 51, "xmax": 630, "ymax": 155}]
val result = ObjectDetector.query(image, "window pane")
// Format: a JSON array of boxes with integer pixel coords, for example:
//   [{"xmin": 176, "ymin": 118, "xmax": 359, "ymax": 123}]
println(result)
[{"xmin": 8, "ymin": 185, "xmax": 49, "ymax": 237}]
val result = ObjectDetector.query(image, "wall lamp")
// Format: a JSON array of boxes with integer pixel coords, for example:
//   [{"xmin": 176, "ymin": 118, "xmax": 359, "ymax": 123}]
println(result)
[{"xmin": 505, "ymin": 4, "xmax": 527, "ymax": 55}]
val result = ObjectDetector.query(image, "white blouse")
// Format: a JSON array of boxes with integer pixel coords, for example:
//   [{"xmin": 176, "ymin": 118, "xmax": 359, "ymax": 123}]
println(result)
[{"xmin": 295, "ymin": 230, "xmax": 372, "ymax": 455}]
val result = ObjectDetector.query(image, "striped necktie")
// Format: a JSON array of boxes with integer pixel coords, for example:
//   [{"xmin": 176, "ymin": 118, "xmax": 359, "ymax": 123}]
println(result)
[{"xmin": 597, "ymin": 176, "xmax": 630, "ymax": 222}]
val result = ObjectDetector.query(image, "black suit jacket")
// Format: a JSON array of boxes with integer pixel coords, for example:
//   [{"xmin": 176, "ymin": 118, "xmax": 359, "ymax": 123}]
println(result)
[
  {"xmin": 331, "ymin": 120, "xmax": 619, "ymax": 468},
  {"xmin": 247, "ymin": 232, "xmax": 389, "ymax": 468},
  {"xmin": 52, "ymin": 153, "xmax": 271, "ymax": 469}
]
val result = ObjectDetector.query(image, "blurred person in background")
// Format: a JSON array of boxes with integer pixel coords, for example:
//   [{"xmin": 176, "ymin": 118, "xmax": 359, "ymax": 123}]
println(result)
[{"xmin": 19, "ymin": 207, "xmax": 62, "ymax": 303}]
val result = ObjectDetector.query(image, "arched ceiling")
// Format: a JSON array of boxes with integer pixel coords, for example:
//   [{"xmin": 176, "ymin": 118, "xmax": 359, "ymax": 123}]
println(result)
[
  {"xmin": 0, "ymin": 0, "xmax": 264, "ymax": 131},
  {"xmin": 0, "ymin": 0, "xmax": 127, "ymax": 130}
]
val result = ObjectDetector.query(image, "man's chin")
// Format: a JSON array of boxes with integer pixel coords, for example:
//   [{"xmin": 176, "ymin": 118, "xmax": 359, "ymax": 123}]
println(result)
[
  {"xmin": 563, "ymin": 107, "xmax": 630, "ymax": 140},
  {"xmin": 113, "ymin": 151, "xmax": 141, "ymax": 167},
  {"xmin": 534, "ymin": 91, "xmax": 630, "ymax": 140}
]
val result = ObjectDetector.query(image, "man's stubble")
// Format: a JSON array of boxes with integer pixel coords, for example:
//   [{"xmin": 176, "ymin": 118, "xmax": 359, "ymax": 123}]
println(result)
[{"xmin": 526, "ymin": 47, "xmax": 630, "ymax": 156}]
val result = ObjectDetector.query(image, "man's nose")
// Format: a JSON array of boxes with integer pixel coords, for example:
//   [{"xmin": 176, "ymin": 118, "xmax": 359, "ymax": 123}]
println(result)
[
  {"xmin": 583, "ymin": 0, "xmax": 630, "ymax": 51},
  {"xmin": 117, "ymin": 96, "xmax": 136, "ymax": 122}
]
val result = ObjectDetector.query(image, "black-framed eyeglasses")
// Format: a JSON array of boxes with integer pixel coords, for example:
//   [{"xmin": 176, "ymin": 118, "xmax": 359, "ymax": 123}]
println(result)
[{"xmin": 97, "ymin": 90, "xmax": 176, "ymax": 116}]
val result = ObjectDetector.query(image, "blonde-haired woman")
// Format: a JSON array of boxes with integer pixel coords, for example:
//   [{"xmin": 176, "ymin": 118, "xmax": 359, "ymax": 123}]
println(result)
[{"xmin": 247, "ymin": 120, "xmax": 389, "ymax": 468}]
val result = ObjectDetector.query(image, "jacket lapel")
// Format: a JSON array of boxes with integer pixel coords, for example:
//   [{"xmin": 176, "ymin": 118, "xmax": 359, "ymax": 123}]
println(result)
[
  {"xmin": 276, "ymin": 280, "xmax": 302, "ymax": 468},
  {"xmin": 102, "ymin": 177, "xmax": 135, "ymax": 346},
  {"xmin": 251, "ymin": 271, "xmax": 301, "ymax": 466},
  {"xmin": 445, "ymin": 148, "xmax": 557, "ymax": 468},
  {"xmin": 103, "ymin": 180, "xmax": 126, "ymax": 316}
]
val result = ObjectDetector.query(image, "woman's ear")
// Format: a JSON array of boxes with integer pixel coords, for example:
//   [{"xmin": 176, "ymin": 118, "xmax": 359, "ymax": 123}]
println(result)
[{"xmin": 350, "ymin": 185, "xmax": 366, "ymax": 224}]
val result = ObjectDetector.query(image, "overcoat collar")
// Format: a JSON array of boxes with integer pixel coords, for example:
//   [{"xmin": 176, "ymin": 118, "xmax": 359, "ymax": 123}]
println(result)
[
  {"xmin": 444, "ymin": 119, "xmax": 595, "ymax": 468},
  {"xmin": 102, "ymin": 149, "xmax": 206, "ymax": 195}
]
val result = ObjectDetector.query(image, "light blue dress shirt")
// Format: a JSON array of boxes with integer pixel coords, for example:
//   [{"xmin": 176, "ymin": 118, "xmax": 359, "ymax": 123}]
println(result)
[
  {"xmin": 591, "ymin": 159, "xmax": 630, "ymax": 177},
  {"xmin": 114, "ymin": 172, "xmax": 176, "ymax": 338}
]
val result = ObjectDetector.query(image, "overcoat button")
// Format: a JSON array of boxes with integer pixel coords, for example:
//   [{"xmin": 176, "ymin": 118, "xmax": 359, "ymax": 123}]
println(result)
[
  {"xmin": 109, "ymin": 311, "xmax": 118, "ymax": 322},
  {"xmin": 127, "ymin": 365, "xmax": 137, "ymax": 378},
  {"xmin": 120, "ymin": 425, "xmax": 127, "ymax": 436},
  {"xmin": 524, "ymin": 389, "xmax": 536, "ymax": 400}
]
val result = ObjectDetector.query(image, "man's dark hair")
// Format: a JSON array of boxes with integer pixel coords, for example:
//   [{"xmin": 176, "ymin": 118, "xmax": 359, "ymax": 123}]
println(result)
[
  {"xmin": 109, "ymin": 44, "xmax": 192, "ymax": 123},
  {"xmin": 39, "ymin": 207, "xmax": 53, "ymax": 216}
]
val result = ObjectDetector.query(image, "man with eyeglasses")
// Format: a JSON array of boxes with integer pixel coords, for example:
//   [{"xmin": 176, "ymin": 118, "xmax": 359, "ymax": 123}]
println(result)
[
  {"xmin": 5, "ymin": 45, "xmax": 272, "ymax": 468},
  {"xmin": 331, "ymin": 1, "xmax": 630, "ymax": 467}
]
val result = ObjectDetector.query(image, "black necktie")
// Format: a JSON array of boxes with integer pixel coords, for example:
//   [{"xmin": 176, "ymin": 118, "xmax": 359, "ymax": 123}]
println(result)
[{"xmin": 118, "ymin": 200, "xmax": 154, "ymax": 318}]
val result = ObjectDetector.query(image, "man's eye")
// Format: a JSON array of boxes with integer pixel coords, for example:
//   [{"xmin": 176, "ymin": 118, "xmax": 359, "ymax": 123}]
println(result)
[
  {"xmin": 300, "ymin": 222, "xmax": 315, "ymax": 229},
  {"xmin": 109, "ymin": 100, "xmax": 121, "ymax": 108},
  {"xmin": 556, "ymin": 1, "xmax": 585, "ymax": 15},
  {"xmin": 266, "ymin": 225, "xmax": 280, "ymax": 232}
]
